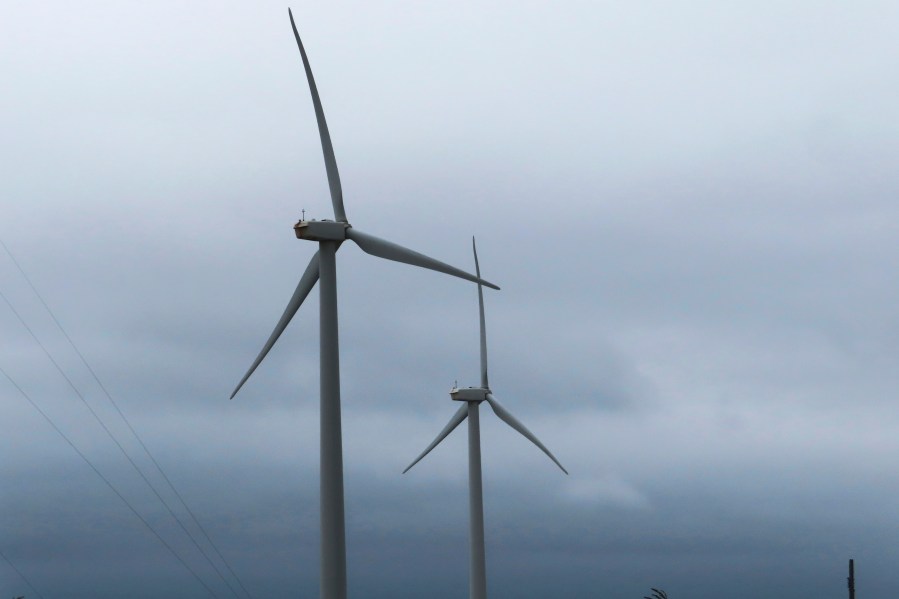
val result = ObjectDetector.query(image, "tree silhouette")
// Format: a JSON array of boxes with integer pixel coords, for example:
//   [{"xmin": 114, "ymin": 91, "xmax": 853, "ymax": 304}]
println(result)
[{"xmin": 644, "ymin": 588, "xmax": 668, "ymax": 599}]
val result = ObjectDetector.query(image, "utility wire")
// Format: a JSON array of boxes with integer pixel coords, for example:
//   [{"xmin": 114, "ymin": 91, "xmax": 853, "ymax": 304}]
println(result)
[
  {"xmin": 0, "ymin": 364, "xmax": 220, "ymax": 599},
  {"xmin": 0, "ymin": 238, "xmax": 254, "ymax": 599},
  {"xmin": 0, "ymin": 285, "xmax": 239, "ymax": 598},
  {"xmin": 0, "ymin": 546, "xmax": 46, "ymax": 599},
  {"xmin": 0, "ymin": 295, "xmax": 247, "ymax": 597}
]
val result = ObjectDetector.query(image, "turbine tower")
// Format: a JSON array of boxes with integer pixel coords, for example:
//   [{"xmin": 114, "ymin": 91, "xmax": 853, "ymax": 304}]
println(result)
[
  {"xmin": 403, "ymin": 238, "xmax": 567, "ymax": 599},
  {"xmin": 231, "ymin": 11, "xmax": 498, "ymax": 599}
]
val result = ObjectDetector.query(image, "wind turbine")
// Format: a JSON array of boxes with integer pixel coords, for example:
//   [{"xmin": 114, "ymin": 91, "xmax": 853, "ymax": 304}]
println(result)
[
  {"xmin": 230, "ymin": 11, "xmax": 499, "ymax": 599},
  {"xmin": 403, "ymin": 238, "xmax": 567, "ymax": 599}
]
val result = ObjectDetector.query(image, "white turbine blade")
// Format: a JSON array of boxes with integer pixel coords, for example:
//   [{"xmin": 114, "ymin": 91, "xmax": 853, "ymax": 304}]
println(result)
[
  {"xmin": 288, "ymin": 9, "xmax": 347, "ymax": 223},
  {"xmin": 346, "ymin": 228, "xmax": 500, "ymax": 290},
  {"xmin": 403, "ymin": 403, "xmax": 469, "ymax": 473},
  {"xmin": 485, "ymin": 393, "xmax": 568, "ymax": 474},
  {"xmin": 472, "ymin": 237, "xmax": 488, "ymax": 388},
  {"xmin": 230, "ymin": 252, "xmax": 320, "ymax": 399}
]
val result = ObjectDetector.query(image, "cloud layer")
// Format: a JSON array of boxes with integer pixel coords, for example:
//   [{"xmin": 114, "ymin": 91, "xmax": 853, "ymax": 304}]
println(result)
[{"xmin": 2, "ymin": 1, "xmax": 899, "ymax": 598}]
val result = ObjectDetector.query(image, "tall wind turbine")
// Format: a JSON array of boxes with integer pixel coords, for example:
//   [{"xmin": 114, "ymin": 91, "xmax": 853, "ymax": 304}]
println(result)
[
  {"xmin": 231, "ymin": 11, "xmax": 499, "ymax": 599},
  {"xmin": 403, "ymin": 238, "xmax": 567, "ymax": 599}
]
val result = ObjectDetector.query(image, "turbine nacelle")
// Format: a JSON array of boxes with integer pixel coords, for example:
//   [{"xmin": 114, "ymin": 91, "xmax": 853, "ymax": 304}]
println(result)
[
  {"xmin": 450, "ymin": 386, "xmax": 489, "ymax": 402},
  {"xmin": 294, "ymin": 219, "xmax": 349, "ymax": 241}
]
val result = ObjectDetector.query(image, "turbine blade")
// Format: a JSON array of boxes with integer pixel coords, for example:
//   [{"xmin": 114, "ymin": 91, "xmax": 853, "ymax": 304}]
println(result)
[
  {"xmin": 403, "ymin": 403, "xmax": 469, "ymax": 473},
  {"xmin": 485, "ymin": 393, "xmax": 568, "ymax": 474},
  {"xmin": 346, "ymin": 228, "xmax": 500, "ymax": 290},
  {"xmin": 230, "ymin": 252, "xmax": 320, "ymax": 399},
  {"xmin": 472, "ymin": 237, "xmax": 488, "ymax": 388},
  {"xmin": 288, "ymin": 9, "xmax": 347, "ymax": 223}
]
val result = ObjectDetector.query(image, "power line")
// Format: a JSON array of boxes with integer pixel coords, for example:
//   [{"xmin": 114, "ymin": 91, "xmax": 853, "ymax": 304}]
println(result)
[
  {"xmin": 0, "ymin": 285, "xmax": 238, "ymax": 597},
  {"xmin": 0, "ymin": 364, "xmax": 220, "ymax": 599},
  {"xmin": 0, "ymin": 546, "xmax": 46, "ymax": 599},
  {"xmin": 0, "ymin": 238, "xmax": 255, "ymax": 599}
]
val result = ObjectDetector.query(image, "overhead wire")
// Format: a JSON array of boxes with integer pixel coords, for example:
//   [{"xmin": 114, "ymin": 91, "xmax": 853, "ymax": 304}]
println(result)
[
  {"xmin": 0, "ymin": 239, "xmax": 253, "ymax": 599},
  {"xmin": 0, "ymin": 284, "xmax": 240, "ymax": 598},
  {"xmin": 0, "ymin": 546, "xmax": 46, "ymax": 599},
  {"xmin": 0, "ymin": 238, "xmax": 254, "ymax": 599},
  {"xmin": 0, "ymin": 364, "xmax": 220, "ymax": 599}
]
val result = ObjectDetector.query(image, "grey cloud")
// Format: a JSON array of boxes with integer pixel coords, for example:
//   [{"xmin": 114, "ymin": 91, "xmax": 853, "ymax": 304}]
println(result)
[{"xmin": 4, "ymin": 1, "xmax": 899, "ymax": 598}]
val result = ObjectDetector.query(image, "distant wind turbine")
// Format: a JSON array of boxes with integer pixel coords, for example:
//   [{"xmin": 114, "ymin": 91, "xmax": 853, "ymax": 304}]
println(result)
[
  {"xmin": 403, "ymin": 238, "xmax": 566, "ymax": 599},
  {"xmin": 230, "ymin": 11, "xmax": 498, "ymax": 599}
]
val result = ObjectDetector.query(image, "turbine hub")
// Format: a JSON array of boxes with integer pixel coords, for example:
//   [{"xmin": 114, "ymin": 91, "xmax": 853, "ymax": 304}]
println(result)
[
  {"xmin": 450, "ymin": 386, "xmax": 489, "ymax": 402},
  {"xmin": 294, "ymin": 219, "xmax": 349, "ymax": 241}
]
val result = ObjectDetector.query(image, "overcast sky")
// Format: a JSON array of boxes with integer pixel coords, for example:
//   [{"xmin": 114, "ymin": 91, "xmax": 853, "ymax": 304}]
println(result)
[{"xmin": 2, "ymin": 1, "xmax": 899, "ymax": 598}]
